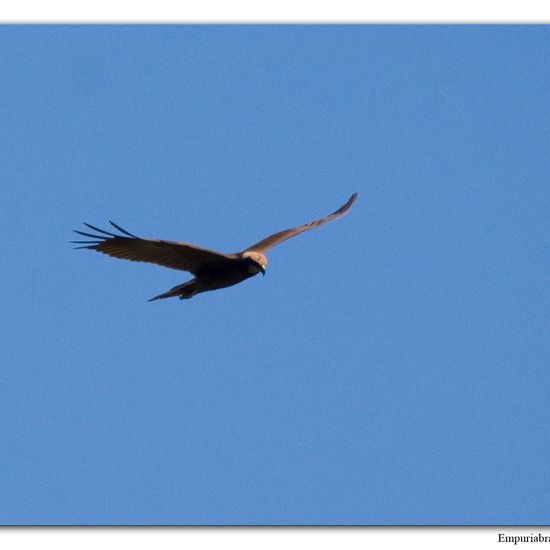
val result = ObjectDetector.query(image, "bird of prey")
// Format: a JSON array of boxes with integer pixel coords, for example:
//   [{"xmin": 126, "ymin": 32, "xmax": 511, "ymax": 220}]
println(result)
[{"xmin": 72, "ymin": 193, "xmax": 357, "ymax": 302}]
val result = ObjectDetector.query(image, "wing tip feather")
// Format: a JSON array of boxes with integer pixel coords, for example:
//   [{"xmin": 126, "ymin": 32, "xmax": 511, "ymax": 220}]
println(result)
[{"xmin": 108, "ymin": 221, "xmax": 139, "ymax": 238}]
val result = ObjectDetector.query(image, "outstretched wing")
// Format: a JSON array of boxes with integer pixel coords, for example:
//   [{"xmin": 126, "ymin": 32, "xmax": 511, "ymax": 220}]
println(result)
[
  {"xmin": 72, "ymin": 221, "xmax": 236, "ymax": 275},
  {"xmin": 245, "ymin": 193, "xmax": 357, "ymax": 253}
]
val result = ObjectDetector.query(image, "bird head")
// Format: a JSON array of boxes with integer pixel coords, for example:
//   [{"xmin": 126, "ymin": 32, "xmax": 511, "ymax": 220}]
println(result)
[{"xmin": 242, "ymin": 251, "xmax": 267, "ymax": 276}]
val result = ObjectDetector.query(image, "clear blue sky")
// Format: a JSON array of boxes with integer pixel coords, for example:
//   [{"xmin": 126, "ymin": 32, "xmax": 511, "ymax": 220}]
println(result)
[{"xmin": 1, "ymin": 25, "xmax": 549, "ymax": 525}]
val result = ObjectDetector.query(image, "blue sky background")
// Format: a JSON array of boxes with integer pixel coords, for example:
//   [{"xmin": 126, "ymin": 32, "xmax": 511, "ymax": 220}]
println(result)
[{"xmin": 1, "ymin": 25, "xmax": 549, "ymax": 525}]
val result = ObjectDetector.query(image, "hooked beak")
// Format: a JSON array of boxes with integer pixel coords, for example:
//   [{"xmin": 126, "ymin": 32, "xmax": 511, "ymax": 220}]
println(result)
[{"xmin": 260, "ymin": 266, "xmax": 266, "ymax": 276}]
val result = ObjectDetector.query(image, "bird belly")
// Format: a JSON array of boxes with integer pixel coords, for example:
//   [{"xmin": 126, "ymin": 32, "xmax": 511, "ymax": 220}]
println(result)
[{"xmin": 196, "ymin": 261, "xmax": 257, "ymax": 292}]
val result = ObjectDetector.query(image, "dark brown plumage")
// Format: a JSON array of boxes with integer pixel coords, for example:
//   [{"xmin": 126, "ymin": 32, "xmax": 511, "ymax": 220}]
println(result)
[{"xmin": 72, "ymin": 193, "xmax": 357, "ymax": 301}]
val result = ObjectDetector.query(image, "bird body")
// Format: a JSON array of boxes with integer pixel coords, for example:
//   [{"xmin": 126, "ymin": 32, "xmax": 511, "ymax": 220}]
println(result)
[
  {"xmin": 148, "ymin": 252, "xmax": 267, "ymax": 301},
  {"xmin": 72, "ymin": 193, "xmax": 356, "ymax": 301}
]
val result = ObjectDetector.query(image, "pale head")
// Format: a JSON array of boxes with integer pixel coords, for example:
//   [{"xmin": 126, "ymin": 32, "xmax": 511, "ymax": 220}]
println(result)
[{"xmin": 241, "ymin": 251, "xmax": 268, "ymax": 275}]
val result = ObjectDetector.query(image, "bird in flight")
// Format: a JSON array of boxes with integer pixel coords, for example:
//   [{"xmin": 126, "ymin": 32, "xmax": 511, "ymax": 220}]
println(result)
[{"xmin": 72, "ymin": 192, "xmax": 357, "ymax": 302}]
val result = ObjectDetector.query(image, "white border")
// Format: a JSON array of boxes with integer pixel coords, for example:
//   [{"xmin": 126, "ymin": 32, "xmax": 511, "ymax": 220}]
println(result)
[
  {"xmin": 2, "ymin": 527, "xmax": 545, "ymax": 550},
  {"xmin": 0, "ymin": 0, "xmax": 550, "ymax": 22}
]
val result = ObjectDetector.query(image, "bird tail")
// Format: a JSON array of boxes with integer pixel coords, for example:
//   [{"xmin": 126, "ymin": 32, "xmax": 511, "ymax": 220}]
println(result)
[{"xmin": 148, "ymin": 279, "xmax": 197, "ymax": 302}]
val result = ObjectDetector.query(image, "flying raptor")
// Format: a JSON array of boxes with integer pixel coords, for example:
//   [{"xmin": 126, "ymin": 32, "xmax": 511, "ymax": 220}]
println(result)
[{"xmin": 72, "ymin": 193, "xmax": 357, "ymax": 301}]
